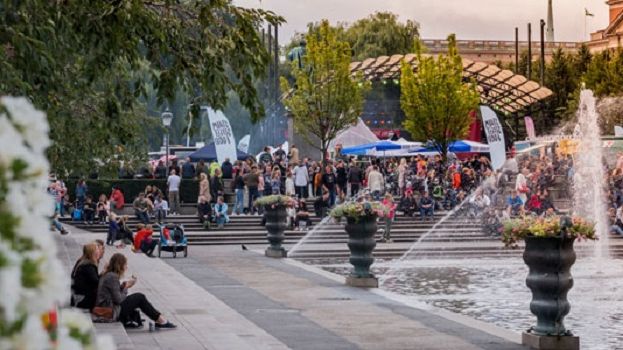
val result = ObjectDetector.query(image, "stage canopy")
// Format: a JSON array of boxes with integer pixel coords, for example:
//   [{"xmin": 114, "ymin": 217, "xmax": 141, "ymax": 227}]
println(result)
[
  {"xmin": 188, "ymin": 142, "xmax": 251, "ymax": 162},
  {"xmin": 341, "ymin": 140, "xmax": 422, "ymax": 156},
  {"xmin": 349, "ymin": 54, "xmax": 552, "ymax": 114}
]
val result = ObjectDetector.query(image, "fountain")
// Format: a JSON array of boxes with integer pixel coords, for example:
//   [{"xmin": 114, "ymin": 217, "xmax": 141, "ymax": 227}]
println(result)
[{"xmin": 572, "ymin": 89, "xmax": 609, "ymax": 259}]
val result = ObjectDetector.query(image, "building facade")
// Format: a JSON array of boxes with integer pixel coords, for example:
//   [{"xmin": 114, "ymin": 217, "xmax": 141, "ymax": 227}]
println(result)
[{"xmin": 589, "ymin": 0, "xmax": 623, "ymax": 52}]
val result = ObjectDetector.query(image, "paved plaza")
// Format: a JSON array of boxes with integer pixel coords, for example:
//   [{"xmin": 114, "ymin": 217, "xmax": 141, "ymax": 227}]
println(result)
[{"xmin": 58, "ymin": 226, "xmax": 529, "ymax": 350}]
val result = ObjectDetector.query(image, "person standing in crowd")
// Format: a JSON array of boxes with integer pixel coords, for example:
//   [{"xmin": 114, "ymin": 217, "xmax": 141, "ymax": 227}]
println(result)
[
  {"xmin": 259, "ymin": 146, "xmax": 273, "ymax": 165},
  {"xmin": 515, "ymin": 168, "xmax": 530, "ymax": 204},
  {"xmin": 196, "ymin": 159, "xmax": 209, "ymax": 178},
  {"xmin": 322, "ymin": 165, "xmax": 337, "ymax": 207},
  {"xmin": 208, "ymin": 160, "xmax": 220, "ymax": 178},
  {"xmin": 167, "ymin": 169, "xmax": 181, "ymax": 215},
  {"xmin": 293, "ymin": 161, "xmax": 309, "ymax": 199},
  {"xmin": 181, "ymin": 157, "xmax": 195, "ymax": 179},
  {"xmin": 154, "ymin": 161, "xmax": 167, "ymax": 179},
  {"xmin": 233, "ymin": 167, "xmax": 246, "ymax": 215},
  {"xmin": 244, "ymin": 165, "xmax": 260, "ymax": 215},
  {"xmin": 168, "ymin": 159, "xmax": 181, "ymax": 177},
  {"xmin": 397, "ymin": 158, "xmax": 407, "ymax": 196},
  {"xmin": 336, "ymin": 160, "xmax": 347, "ymax": 202},
  {"xmin": 221, "ymin": 157, "xmax": 233, "ymax": 179},
  {"xmin": 198, "ymin": 173, "xmax": 212, "ymax": 204},
  {"xmin": 75, "ymin": 179, "xmax": 88, "ymax": 209},
  {"xmin": 273, "ymin": 146, "xmax": 287, "ymax": 164},
  {"xmin": 367, "ymin": 165, "xmax": 384, "ymax": 200},
  {"xmin": 285, "ymin": 170, "xmax": 295, "ymax": 197},
  {"xmin": 289, "ymin": 144, "xmax": 299, "ymax": 165},
  {"xmin": 381, "ymin": 193, "xmax": 397, "ymax": 242},
  {"xmin": 347, "ymin": 161, "xmax": 363, "ymax": 198},
  {"xmin": 210, "ymin": 168, "xmax": 224, "ymax": 203},
  {"xmin": 271, "ymin": 168, "xmax": 282, "ymax": 195},
  {"xmin": 109, "ymin": 186, "xmax": 125, "ymax": 213}
]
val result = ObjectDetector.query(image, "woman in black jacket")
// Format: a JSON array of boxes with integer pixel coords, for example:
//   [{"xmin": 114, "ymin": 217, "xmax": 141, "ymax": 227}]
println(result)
[{"xmin": 71, "ymin": 243, "xmax": 100, "ymax": 311}]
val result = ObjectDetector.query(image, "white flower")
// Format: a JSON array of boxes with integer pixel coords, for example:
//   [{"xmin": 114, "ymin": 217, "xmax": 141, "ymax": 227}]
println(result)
[
  {"xmin": 59, "ymin": 309, "xmax": 93, "ymax": 335},
  {"xmin": 0, "ymin": 96, "xmax": 50, "ymax": 153},
  {"xmin": 56, "ymin": 327, "xmax": 84, "ymax": 350},
  {"xmin": 0, "ymin": 242, "xmax": 22, "ymax": 323},
  {"xmin": 8, "ymin": 315, "xmax": 49, "ymax": 350}
]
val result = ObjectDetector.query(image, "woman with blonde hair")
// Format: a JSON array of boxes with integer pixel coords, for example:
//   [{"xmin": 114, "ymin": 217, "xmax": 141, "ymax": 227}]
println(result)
[
  {"xmin": 96, "ymin": 253, "xmax": 176, "ymax": 329},
  {"xmin": 71, "ymin": 243, "xmax": 101, "ymax": 310},
  {"xmin": 398, "ymin": 158, "xmax": 407, "ymax": 196},
  {"xmin": 198, "ymin": 172, "xmax": 211, "ymax": 203}
]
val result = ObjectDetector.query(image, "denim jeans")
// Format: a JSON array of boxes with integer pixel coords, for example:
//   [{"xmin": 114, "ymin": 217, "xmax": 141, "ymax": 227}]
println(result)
[
  {"xmin": 216, "ymin": 215, "xmax": 227, "ymax": 226},
  {"xmin": 328, "ymin": 188, "xmax": 336, "ymax": 208},
  {"xmin": 420, "ymin": 207, "xmax": 434, "ymax": 220},
  {"xmin": 136, "ymin": 211, "xmax": 150, "ymax": 224},
  {"xmin": 235, "ymin": 188, "xmax": 244, "ymax": 214},
  {"xmin": 248, "ymin": 187, "xmax": 259, "ymax": 214},
  {"xmin": 611, "ymin": 225, "xmax": 623, "ymax": 236}
]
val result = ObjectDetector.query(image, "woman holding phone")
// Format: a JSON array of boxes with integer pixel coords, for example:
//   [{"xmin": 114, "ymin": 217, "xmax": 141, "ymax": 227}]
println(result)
[{"xmin": 95, "ymin": 253, "xmax": 176, "ymax": 329}]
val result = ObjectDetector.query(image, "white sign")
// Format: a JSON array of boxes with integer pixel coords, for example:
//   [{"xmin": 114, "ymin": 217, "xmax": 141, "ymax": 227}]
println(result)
[
  {"xmin": 480, "ymin": 106, "xmax": 506, "ymax": 170},
  {"xmin": 615, "ymin": 126, "xmax": 623, "ymax": 137},
  {"xmin": 238, "ymin": 134, "xmax": 251, "ymax": 154},
  {"xmin": 203, "ymin": 107, "xmax": 238, "ymax": 165}
]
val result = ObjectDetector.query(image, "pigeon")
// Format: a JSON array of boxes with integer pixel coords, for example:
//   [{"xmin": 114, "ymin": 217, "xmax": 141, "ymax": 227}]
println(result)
[{"xmin": 241, "ymin": 244, "xmax": 248, "ymax": 251}]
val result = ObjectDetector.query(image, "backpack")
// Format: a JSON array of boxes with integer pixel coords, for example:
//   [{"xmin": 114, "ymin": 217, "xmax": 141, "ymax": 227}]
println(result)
[{"xmin": 72, "ymin": 209, "xmax": 83, "ymax": 221}]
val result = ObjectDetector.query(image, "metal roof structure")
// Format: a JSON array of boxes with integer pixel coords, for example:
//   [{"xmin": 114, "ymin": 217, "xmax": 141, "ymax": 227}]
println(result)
[{"xmin": 349, "ymin": 54, "xmax": 553, "ymax": 114}]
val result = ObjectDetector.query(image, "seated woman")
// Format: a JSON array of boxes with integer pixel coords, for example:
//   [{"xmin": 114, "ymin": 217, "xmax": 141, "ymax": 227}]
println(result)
[
  {"xmin": 197, "ymin": 196, "xmax": 212, "ymax": 226},
  {"xmin": 294, "ymin": 199, "xmax": 312, "ymax": 230},
  {"xmin": 71, "ymin": 243, "xmax": 100, "ymax": 311},
  {"xmin": 96, "ymin": 253, "xmax": 176, "ymax": 329},
  {"xmin": 214, "ymin": 196, "xmax": 229, "ymax": 229},
  {"xmin": 133, "ymin": 224, "xmax": 158, "ymax": 257}
]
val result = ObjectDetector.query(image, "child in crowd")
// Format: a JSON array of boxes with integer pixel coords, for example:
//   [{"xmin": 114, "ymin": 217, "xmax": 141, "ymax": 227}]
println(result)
[{"xmin": 381, "ymin": 193, "xmax": 397, "ymax": 242}]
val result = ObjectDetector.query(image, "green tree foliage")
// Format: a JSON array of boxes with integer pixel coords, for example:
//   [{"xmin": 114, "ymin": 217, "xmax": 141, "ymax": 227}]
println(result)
[
  {"xmin": 585, "ymin": 49, "xmax": 623, "ymax": 96},
  {"xmin": 0, "ymin": 0, "xmax": 282, "ymax": 176},
  {"xmin": 400, "ymin": 35, "xmax": 480, "ymax": 159},
  {"xmin": 280, "ymin": 20, "xmax": 369, "ymax": 163},
  {"xmin": 343, "ymin": 12, "xmax": 419, "ymax": 61}
]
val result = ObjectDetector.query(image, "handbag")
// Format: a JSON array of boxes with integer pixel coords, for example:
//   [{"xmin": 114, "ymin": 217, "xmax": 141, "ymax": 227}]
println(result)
[{"xmin": 92, "ymin": 306, "xmax": 113, "ymax": 320}]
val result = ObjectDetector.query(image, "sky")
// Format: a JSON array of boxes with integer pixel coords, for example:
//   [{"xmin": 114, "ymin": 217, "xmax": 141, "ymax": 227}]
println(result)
[{"xmin": 234, "ymin": 0, "xmax": 610, "ymax": 43}]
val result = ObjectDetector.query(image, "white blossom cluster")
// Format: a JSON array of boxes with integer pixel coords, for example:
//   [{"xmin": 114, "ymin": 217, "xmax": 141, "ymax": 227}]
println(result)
[{"xmin": 0, "ymin": 97, "xmax": 114, "ymax": 350}]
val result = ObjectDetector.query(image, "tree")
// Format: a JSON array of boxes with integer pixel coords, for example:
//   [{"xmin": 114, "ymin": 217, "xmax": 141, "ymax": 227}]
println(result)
[
  {"xmin": 0, "ymin": 0, "xmax": 282, "ymax": 176},
  {"xmin": 400, "ymin": 34, "xmax": 480, "ymax": 160},
  {"xmin": 281, "ymin": 20, "xmax": 369, "ymax": 164},
  {"xmin": 343, "ymin": 12, "xmax": 419, "ymax": 61}
]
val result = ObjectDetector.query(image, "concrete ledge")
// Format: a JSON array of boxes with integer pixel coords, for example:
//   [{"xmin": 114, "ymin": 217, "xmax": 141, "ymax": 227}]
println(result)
[
  {"xmin": 346, "ymin": 276, "xmax": 378, "ymax": 288},
  {"xmin": 94, "ymin": 322, "xmax": 134, "ymax": 350},
  {"xmin": 522, "ymin": 331, "xmax": 579, "ymax": 350},
  {"xmin": 265, "ymin": 247, "xmax": 288, "ymax": 258}
]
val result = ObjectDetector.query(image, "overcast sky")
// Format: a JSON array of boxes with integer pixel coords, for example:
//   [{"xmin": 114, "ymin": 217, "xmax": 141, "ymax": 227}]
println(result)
[{"xmin": 234, "ymin": 0, "xmax": 610, "ymax": 43}]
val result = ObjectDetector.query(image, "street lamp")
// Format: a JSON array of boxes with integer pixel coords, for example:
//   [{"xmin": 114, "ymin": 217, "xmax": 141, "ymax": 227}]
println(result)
[{"xmin": 161, "ymin": 109, "xmax": 174, "ymax": 169}]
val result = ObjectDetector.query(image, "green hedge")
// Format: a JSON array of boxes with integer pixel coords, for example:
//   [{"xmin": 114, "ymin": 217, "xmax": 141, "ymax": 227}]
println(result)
[{"xmin": 65, "ymin": 179, "xmax": 200, "ymax": 204}]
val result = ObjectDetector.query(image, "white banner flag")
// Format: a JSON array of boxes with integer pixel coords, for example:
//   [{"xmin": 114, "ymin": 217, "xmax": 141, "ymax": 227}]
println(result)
[
  {"xmin": 237, "ymin": 134, "xmax": 251, "ymax": 153},
  {"xmin": 203, "ymin": 107, "xmax": 238, "ymax": 165},
  {"xmin": 615, "ymin": 126, "xmax": 623, "ymax": 137},
  {"xmin": 480, "ymin": 106, "xmax": 506, "ymax": 170}
]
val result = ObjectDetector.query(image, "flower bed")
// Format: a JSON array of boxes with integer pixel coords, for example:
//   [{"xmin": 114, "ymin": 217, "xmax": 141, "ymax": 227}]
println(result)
[
  {"xmin": 330, "ymin": 201, "xmax": 388, "ymax": 221},
  {"xmin": 502, "ymin": 215, "xmax": 596, "ymax": 247},
  {"xmin": 254, "ymin": 195, "xmax": 297, "ymax": 208}
]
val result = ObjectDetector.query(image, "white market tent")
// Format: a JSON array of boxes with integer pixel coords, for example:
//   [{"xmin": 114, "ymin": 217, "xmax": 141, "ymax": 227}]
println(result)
[{"xmin": 329, "ymin": 118, "xmax": 379, "ymax": 151}]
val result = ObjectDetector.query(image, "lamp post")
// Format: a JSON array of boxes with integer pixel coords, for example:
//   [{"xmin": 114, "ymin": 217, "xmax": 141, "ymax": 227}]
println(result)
[{"xmin": 161, "ymin": 109, "xmax": 174, "ymax": 170}]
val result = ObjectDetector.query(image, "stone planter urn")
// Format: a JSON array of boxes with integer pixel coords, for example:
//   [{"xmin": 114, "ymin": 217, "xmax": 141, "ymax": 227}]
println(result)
[
  {"xmin": 344, "ymin": 215, "xmax": 378, "ymax": 288},
  {"xmin": 522, "ymin": 235, "xmax": 579, "ymax": 350},
  {"xmin": 264, "ymin": 205, "xmax": 287, "ymax": 258}
]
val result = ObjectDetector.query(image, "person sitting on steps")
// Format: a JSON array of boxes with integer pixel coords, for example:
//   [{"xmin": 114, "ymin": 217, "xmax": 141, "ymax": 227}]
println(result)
[
  {"xmin": 95, "ymin": 253, "xmax": 176, "ymax": 329},
  {"xmin": 214, "ymin": 196, "xmax": 229, "ymax": 229},
  {"xmin": 133, "ymin": 224, "xmax": 158, "ymax": 257}
]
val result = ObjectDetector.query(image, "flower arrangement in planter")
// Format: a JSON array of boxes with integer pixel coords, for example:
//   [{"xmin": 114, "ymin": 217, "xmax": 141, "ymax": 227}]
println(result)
[
  {"xmin": 502, "ymin": 215, "xmax": 596, "ymax": 248},
  {"xmin": 330, "ymin": 200, "xmax": 388, "ymax": 288},
  {"xmin": 254, "ymin": 195, "xmax": 297, "ymax": 208},
  {"xmin": 330, "ymin": 201, "xmax": 388, "ymax": 221},
  {"xmin": 502, "ymin": 214, "xmax": 596, "ymax": 344},
  {"xmin": 0, "ymin": 97, "xmax": 114, "ymax": 349}
]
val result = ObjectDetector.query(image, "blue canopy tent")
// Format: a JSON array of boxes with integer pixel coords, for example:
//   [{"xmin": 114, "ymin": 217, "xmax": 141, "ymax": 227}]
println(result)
[
  {"xmin": 411, "ymin": 140, "xmax": 490, "ymax": 154},
  {"xmin": 341, "ymin": 140, "xmax": 404, "ymax": 156},
  {"xmin": 188, "ymin": 143, "xmax": 251, "ymax": 162}
]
